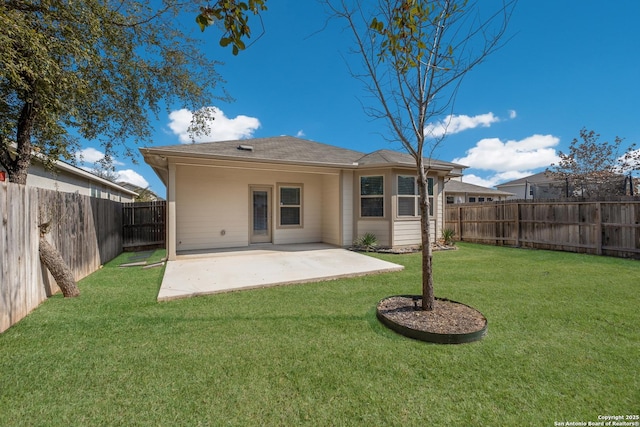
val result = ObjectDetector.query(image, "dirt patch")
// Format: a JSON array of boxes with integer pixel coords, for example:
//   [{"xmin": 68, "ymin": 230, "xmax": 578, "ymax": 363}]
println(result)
[{"xmin": 377, "ymin": 296, "xmax": 486, "ymax": 335}]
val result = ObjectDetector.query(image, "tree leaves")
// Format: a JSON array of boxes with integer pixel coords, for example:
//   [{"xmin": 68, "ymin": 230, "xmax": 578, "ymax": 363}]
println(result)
[
  {"xmin": 195, "ymin": 14, "xmax": 214, "ymax": 32},
  {"xmin": 549, "ymin": 128, "xmax": 638, "ymax": 198},
  {"xmin": 0, "ymin": 0, "xmax": 231, "ymax": 182},
  {"xmin": 198, "ymin": 0, "xmax": 267, "ymax": 55}
]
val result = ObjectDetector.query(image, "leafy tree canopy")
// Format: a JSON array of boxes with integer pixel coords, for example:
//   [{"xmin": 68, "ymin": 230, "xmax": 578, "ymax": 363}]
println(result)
[
  {"xmin": 548, "ymin": 128, "xmax": 639, "ymax": 198},
  {"xmin": 0, "ymin": 0, "xmax": 267, "ymax": 184},
  {"xmin": 196, "ymin": 0, "xmax": 267, "ymax": 55}
]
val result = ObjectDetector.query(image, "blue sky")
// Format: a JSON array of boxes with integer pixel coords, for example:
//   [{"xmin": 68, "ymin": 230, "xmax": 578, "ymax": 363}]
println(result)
[{"xmin": 76, "ymin": 0, "xmax": 640, "ymax": 194}]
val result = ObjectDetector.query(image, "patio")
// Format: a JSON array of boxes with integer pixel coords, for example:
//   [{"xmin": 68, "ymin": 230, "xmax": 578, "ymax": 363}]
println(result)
[{"xmin": 157, "ymin": 243, "xmax": 404, "ymax": 301}]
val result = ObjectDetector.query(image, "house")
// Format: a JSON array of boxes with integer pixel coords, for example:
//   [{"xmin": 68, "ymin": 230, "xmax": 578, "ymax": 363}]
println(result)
[
  {"xmin": 141, "ymin": 136, "xmax": 466, "ymax": 261},
  {"xmin": 497, "ymin": 171, "xmax": 639, "ymax": 200},
  {"xmin": 0, "ymin": 155, "xmax": 137, "ymax": 202},
  {"xmin": 444, "ymin": 179, "xmax": 512, "ymax": 203},
  {"xmin": 496, "ymin": 171, "xmax": 596, "ymax": 200},
  {"xmin": 495, "ymin": 171, "xmax": 564, "ymax": 200},
  {"xmin": 117, "ymin": 181, "xmax": 164, "ymax": 201}
]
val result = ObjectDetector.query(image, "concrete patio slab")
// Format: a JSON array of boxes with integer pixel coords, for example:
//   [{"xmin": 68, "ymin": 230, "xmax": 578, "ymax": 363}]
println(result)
[{"xmin": 157, "ymin": 243, "xmax": 404, "ymax": 301}]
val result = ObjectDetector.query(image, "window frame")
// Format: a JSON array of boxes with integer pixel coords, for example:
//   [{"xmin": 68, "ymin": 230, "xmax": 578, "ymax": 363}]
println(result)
[
  {"xmin": 396, "ymin": 175, "xmax": 434, "ymax": 218},
  {"xmin": 360, "ymin": 175, "xmax": 384, "ymax": 218},
  {"xmin": 277, "ymin": 183, "xmax": 303, "ymax": 228}
]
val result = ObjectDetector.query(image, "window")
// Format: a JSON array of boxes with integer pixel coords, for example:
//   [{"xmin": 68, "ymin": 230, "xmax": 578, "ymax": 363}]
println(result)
[
  {"xmin": 360, "ymin": 176, "xmax": 384, "ymax": 217},
  {"xmin": 397, "ymin": 176, "xmax": 434, "ymax": 217},
  {"xmin": 278, "ymin": 185, "xmax": 302, "ymax": 227},
  {"xmin": 91, "ymin": 185, "xmax": 101, "ymax": 199},
  {"xmin": 398, "ymin": 175, "xmax": 417, "ymax": 216},
  {"xmin": 469, "ymin": 197, "xmax": 476, "ymax": 203},
  {"xmin": 446, "ymin": 196, "xmax": 455, "ymax": 204}
]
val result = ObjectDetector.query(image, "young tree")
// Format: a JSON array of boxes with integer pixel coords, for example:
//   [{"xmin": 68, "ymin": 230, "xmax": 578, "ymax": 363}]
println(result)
[
  {"xmin": 548, "ymin": 128, "xmax": 639, "ymax": 199},
  {"xmin": 0, "ymin": 0, "xmax": 266, "ymax": 296},
  {"xmin": 328, "ymin": 0, "xmax": 515, "ymax": 310}
]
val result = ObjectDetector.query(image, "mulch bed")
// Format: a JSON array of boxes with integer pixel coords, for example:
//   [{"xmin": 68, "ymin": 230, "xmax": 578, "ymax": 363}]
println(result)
[
  {"xmin": 351, "ymin": 243, "xmax": 457, "ymax": 254},
  {"xmin": 377, "ymin": 296, "xmax": 487, "ymax": 335}
]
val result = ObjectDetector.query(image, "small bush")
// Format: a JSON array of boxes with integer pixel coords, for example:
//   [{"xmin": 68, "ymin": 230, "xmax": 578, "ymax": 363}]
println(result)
[
  {"xmin": 354, "ymin": 233, "xmax": 378, "ymax": 252},
  {"xmin": 442, "ymin": 228, "xmax": 456, "ymax": 246}
]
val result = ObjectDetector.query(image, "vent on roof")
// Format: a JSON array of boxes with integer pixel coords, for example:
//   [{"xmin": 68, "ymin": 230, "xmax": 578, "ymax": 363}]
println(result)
[{"xmin": 237, "ymin": 145, "xmax": 254, "ymax": 151}]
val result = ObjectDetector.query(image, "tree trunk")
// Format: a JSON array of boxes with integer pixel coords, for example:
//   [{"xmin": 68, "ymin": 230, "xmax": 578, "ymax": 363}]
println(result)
[
  {"xmin": 417, "ymin": 157, "xmax": 434, "ymax": 311},
  {"xmin": 39, "ymin": 236, "xmax": 80, "ymax": 298}
]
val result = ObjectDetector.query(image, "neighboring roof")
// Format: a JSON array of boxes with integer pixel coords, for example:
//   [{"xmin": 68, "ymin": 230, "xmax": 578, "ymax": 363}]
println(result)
[
  {"xmin": 117, "ymin": 181, "xmax": 163, "ymax": 200},
  {"xmin": 141, "ymin": 136, "xmax": 467, "ymax": 185},
  {"xmin": 34, "ymin": 156, "xmax": 138, "ymax": 197},
  {"xmin": 2, "ymin": 142, "xmax": 138, "ymax": 197},
  {"xmin": 445, "ymin": 180, "xmax": 513, "ymax": 196},
  {"xmin": 496, "ymin": 171, "xmax": 556, "ymax": 187}
]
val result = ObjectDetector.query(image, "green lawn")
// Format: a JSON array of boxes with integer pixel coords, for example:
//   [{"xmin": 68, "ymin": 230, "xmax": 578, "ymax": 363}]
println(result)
[{"xmin": 1, "ymin": 244, "xmax": 638, "ymax": 426}]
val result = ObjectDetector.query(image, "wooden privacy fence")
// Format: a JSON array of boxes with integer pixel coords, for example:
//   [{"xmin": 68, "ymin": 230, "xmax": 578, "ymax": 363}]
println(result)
[
  {"xmin": 1, "ymin": 182, "xmax": 122, "ymax": 333},
  {"xmin": 445, "ymin": 200, "xmax": 640, "ymax": 259},
  {"xmin": 122, "ymin": 201, "xmax": 165, "ymax": 249}
]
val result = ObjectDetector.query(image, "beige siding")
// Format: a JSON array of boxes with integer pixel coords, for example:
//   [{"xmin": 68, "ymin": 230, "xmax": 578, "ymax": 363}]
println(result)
[
  {"xmin": 355, "ymin": 220, "xmax": 391, "ymax": 247},
  {"xmin": 176, "ymin": 164, "xmax": 248, "ymax": 250},
  {"xmin": 393, "ymin": 220, "xmax": 421, "ymax": 246},
  {"xmin": 175, "ymin": 163, "xmax": 337, "ymax": 251},
  {"xmin": 434, "ymin": 177, "xmax": 444, "ymax": 240},
  {"xmin": 392, "ymin": 219, "xmax": 436, "ymax": 246},
  {"xmin": 321, "ymin": 174, "xmax": 340, "ymax": 246},
  {"xmin": 341, "ymin": 170, "xmax": 354, "ymax": 246}
]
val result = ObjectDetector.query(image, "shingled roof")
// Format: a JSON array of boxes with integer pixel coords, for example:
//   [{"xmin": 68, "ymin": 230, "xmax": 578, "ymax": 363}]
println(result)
[
  {"xmin": 444, "ymin": 179, "xmax": 513, "ymax": 196},
  {"xmin": 357, "ymin": 149, "xmax": 465, "ymax": 170},
  {"xmin": 141, "ymin": 136, "xmax": 467, "ymax": 184},
  {"xmin": 142, "ymin": 136, "xmax": 365, "ymax": 167}
]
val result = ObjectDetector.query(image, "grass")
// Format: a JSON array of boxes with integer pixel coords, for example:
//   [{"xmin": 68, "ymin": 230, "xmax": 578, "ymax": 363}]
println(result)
[{"xmin": 1, "ymin": 243, "xmax": 638, "ymax": 426}]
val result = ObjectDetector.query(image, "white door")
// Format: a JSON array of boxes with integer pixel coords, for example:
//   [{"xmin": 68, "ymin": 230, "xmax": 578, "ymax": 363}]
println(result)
[{"xmin": 250, "ymin": 186, "xmax": 272, "ymax": 243}]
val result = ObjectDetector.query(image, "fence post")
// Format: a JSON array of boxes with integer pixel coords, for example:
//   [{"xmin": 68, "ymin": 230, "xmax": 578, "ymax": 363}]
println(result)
[
  {"xmin": 457, "ymin": 206, "xmax": 462, "ymax": 241},
  {"xmin": 595, "ymin": 202, "xmax": 602, "ymax": 255},
  {"xmin": 515, "ymin": 202, "xmax": 521, "ymax": 247}
]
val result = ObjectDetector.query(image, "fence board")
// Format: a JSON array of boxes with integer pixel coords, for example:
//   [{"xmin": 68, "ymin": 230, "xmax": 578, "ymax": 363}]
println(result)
[
  {"xmin": 445, "ymin": 200, "xmax": 640, "ymax": 259},
  {"xmin": 1, "ymin": 182, "xmax": 123, "ymax": 333},
  {"xmin": 122, "ymin": 201, "xmax": 166, "ymax": 249}
]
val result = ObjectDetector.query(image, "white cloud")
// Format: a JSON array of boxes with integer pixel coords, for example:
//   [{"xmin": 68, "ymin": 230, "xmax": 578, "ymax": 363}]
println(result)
[
  {"xmin": 116, "ymin": 169, "xmax": 149, "ymax": 188},
  {"xmin": 74, "ymin": 147, "xmax": 124, "ymax": 166},
  {"xmin": 508, "ymin": 110, "xmax": 517, "ymax": 119},
  {"xmin": 453, "ymin": 134, "xmax": 561, "ymax": 172},
  {"xmin": 425, "ymin": 112, "xmax": 501, "ymax": 138},
  {"xmin": 462, "ymin": 170, "xmax": 535, "ymax": 188},
  {"xmin": 168, "ymin": 107, "xmax": 261, "ymax": 144},
  {"xmin": 296, "ymin": 130, "xmax": 306, "ymax": 138},
  {"xmin": 75, "ymin": 147, "xmax": 104, "ymax": 163},
  {"xmin": 461, "ymin": 174, "xmax": 499, "ymax": 187},
  {"xmin": 618, "ymin": 148, "xmax": 640, "ymax": 174}
]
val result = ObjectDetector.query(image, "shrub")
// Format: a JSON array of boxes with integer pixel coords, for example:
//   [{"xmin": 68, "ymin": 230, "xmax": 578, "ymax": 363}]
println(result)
[
  {"xmin": 442, "ymin": 228, "xmax": 456, "ymax": 246},
  {"xmin": 354, "ymin": 233, "xmax": 378, "ymax": 252}
]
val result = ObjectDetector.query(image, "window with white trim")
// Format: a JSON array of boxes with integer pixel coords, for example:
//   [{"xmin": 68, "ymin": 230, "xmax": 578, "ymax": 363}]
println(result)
[
  {"xmin": 360, "ymin": 176, "xmax": 384, "ymax": 217},
  {"xmin": 91, "ymin": 185, "xmax": 102, "ymax": 199},
  {"xmin": 278, "ymin": 185, "xmax": 302, "ymax": 227},
  {"xmin": 397, "ymin": 175, "xmax": 434, "ymax": 216}
]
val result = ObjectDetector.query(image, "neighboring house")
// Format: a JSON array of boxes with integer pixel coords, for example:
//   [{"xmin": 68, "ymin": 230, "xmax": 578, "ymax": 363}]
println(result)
[
  {"xmin": 498, "ymin": 171, "xmax": 638, "ymax": 200},
  {"xmin": 444, "ymin": 179, "xmax": 512, "ymax": 203},
  {"xmin": 117, "ymin": 181, "xmax": 164, "ymax": 201},
  {"xmin": 141, "ymin": 136, "xmax": 466, "ymax": 260},
  {"xmin": 496, "ymin": 171, "xmax": 562, "ymax": 200},
  {"xmin": 0, "ymin": 156, "xmax": 137, "ymax": 202}
]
